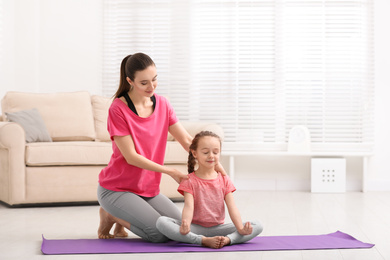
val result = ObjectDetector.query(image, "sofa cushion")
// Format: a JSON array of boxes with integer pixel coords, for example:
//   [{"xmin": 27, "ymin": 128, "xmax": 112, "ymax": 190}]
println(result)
[
  {"xmin": 91, "ymin": 95, "xmax": 112, "ymax": 142},
  {"xmin": 164, "ymin": 141, "xmax": 188, "ymax": 164},
  {"xmin": 1, "ymin": 91, "xmax": 96, "ymax": 141},
  {"xmin": 5, "ymin": 108, "xmax": 52, "ymax": 143},
  {"xmin": 25, "ymin": 141, "xmax": 112, "ymax": 166}
]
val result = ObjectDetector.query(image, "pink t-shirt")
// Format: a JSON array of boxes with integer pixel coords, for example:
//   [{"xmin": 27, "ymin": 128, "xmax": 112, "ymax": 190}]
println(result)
[
  {"xmin": 178, "ymin": 172, "xmax": 236, "ymax": 227},
  {"xmin": 98, "ymin": 94, "xmax": 178, "ymax": 197}
]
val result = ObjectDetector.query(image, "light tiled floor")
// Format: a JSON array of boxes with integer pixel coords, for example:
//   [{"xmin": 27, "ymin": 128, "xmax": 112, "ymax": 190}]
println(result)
[{"xmin": 1, "ymin": 191, "xmax": 389, "ymax": 260}]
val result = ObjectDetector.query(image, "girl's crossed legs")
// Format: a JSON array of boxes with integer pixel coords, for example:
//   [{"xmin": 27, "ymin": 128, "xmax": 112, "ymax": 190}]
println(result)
[
  {"xmin": 156, "ymin": 216, "xmax": 263, "ymax": 248},
  {"xmin": 97, "ymin": 184, "xmax": 181, "ymax": 243}
]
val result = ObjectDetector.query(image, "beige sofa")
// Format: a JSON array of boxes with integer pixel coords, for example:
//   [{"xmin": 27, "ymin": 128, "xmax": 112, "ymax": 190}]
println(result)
[{"xmin": 0, "ymin": 91, "xmax": 223, "ymax": 206}]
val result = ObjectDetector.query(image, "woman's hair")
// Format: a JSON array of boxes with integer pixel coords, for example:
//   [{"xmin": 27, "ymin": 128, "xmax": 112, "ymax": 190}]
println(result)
[
  {"xmin": 187, "ymin": 131, "xmax": 222, "ymax": 174},
  {"xmin": 113, "ymin": 53, "xmax": 156, "ymax": 98}
]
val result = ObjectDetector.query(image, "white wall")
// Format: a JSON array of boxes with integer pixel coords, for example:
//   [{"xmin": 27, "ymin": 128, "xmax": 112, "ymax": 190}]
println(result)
[
  {"xmin": 1, "ymin": 0, "xmax": 389, "ymax": 191},
  {"xmin": 0, "ymin": 0, "xmax": 102, "ymax": 105},
  {"xmin": 369, "ymin": 0, "xmax": 390, "ymax": 190}
]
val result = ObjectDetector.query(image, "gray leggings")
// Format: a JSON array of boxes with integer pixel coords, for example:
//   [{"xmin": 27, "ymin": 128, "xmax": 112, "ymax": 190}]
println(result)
[
  {"xmin": 156, "ymin": 216, "xmax": 263, "ymax": 245},
  {"xmin": 97, "ymin": 184, "xmax": 181, "ymax": 243}
]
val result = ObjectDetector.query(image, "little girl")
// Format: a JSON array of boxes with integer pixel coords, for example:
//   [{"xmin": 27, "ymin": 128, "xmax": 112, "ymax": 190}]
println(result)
[{"xmin": 156, "ymin": 131, "xmax": 262, "ymax": 249}]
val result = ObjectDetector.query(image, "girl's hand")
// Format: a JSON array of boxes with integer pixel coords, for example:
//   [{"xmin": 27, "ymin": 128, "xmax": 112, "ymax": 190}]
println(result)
[
  {"xmin": 238, "ymin": 222, "xmax": 253, "ymax": 236},
  {"xmin": 215, "ymin": 161, "xmax": 227, "ymax": 176},
  {"xmin": 180, "ymin": 220, "xmax": 191, "ymax": 235},
  {"xmin": 169, "ymin": 168, "xmax": 188, "ymax": 184}
]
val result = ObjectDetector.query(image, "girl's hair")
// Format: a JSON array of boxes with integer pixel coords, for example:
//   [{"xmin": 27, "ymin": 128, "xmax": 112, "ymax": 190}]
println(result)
[
  {"xmin": 187, "ymin": 131, "xmax": 222, "ymax": 174},
  {"xmin": 113, "ymin": 53, "xmax": 156, "ymax": 98}
]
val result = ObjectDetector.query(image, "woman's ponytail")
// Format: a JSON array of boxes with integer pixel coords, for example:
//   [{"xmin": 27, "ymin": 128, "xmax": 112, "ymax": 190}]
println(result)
[{"xmin": 114, "ymin": 55, "xmax": 132, "ymax": 99}]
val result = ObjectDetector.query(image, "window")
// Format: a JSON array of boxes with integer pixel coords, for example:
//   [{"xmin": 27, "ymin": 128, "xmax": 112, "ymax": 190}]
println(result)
[{"xmin": 103, "ymin": 0, "xmax": 374, "ymax": 151}]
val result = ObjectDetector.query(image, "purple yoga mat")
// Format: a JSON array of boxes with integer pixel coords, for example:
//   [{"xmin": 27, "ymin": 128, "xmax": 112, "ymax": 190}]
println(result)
[{"xmin": 41, "ymin": 231, "xmax": 374, "ymax": 255}]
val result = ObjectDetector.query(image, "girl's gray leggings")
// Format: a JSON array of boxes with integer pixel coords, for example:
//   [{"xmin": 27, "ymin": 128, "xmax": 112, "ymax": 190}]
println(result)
[
  {"xmin": 97, "ymin": 184, "xmax": 181, "ymax": 243},
  {"xmin": 156, "ymin": 216, "xmax": 263, "ymax": 245}
]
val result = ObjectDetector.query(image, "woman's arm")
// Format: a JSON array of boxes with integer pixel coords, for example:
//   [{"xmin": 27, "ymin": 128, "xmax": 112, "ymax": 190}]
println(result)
[
  {"xmin": 215, "ymin": 162, "xmax": 227, "ymax": 176},
  {"xmin": 114, "ymin": 135, "xmax": 187, "ymax": 183},
  {"xmin": 225, "ymin": 192, "xmax": 253, "ymax": 235},
  {"xmin": 168, "ymin": 122, "xmax": 193, "ymax": 152},
  {"xmin": 180, "ymin": 192, "xmax": 195, "ymax": 235}
]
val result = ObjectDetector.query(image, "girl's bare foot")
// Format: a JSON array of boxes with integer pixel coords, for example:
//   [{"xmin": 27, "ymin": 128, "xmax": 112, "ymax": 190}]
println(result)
[
  {"xmin": 201, "ymin": 236, "xmax": 224, "ymax": 249},
  {"xmin": 98, "ymin": 207, "xmax": 115, "ymax": 239},
  {"xmin": 113, "ymin": 223, "xmax": 128, "ymax": 238},
  {"xmin": 221, "ymin": 236, "xmax": 231, "ymax": 247}
]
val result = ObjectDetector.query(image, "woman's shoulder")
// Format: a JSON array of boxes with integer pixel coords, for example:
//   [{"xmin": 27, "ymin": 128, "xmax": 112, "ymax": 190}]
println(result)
[
  {"xmin": 110, "ymin": 97, "xmax": 123, "ymax": 107},
  {"xmin": 154, "ymin": 93, "xmax": 172, "ymax": 106},
  {"xmin": 109, "ymin": 98, "xmax": 126, "ymax": 111},
  {"xmin": 154, "ymin": 93, "xmax": 169, "ymax": 103},
  {"xmin": 107, "ymin": 98, "xmax": 129, "ymax": 119}
]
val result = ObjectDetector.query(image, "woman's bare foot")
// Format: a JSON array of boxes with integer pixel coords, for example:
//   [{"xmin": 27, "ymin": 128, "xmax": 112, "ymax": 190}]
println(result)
[
  {"xmin": 98, "ymin": 207, "xmax": 115, "ymax": 239},
  {"xmin": 113, "ymin": 223, "xmax": 128, "ymax": 238},
  {"xmin": 201, "ymin": 236, "xmax": 224, "ymax": 249}
]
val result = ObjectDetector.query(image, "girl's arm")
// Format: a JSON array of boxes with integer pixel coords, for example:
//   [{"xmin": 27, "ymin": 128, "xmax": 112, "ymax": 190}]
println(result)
[
  {"xmin": 225, "ymin": 192, "xmax": 253, "ymax": 235},
  {"xmin": 114, "ymin": 135, "xmax": 187, "ymax": 183},
  {"xmin": 180, "ymin": 192, "xmax": 195, "ymax": 235},
  {"xmin": 169, "ymin": 122, "xmax": 193, "ymax": 152}
]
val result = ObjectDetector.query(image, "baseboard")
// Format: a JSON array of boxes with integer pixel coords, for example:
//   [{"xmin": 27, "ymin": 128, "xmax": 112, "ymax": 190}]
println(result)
[
  {"xmin": 234, "ymin": 178, "xmax": 311, "ymax": 191},
  {"xmin": 234, "ymin": 178, "xmax": 389, "ymax": 192}
]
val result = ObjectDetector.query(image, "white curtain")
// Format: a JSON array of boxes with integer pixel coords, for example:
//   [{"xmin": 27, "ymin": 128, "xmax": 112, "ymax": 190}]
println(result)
[{"xmin": 103, "ymin": 0, "xmax": 374, "ymax": 151}]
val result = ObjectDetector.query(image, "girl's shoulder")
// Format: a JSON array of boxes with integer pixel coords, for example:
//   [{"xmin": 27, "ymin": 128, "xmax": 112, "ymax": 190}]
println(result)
[{"xmin": 219, "ymin": 172, "xmax": 234, "ymax": 184}]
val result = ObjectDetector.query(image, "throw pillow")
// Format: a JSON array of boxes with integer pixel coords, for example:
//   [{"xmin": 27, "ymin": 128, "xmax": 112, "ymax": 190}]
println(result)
[{"xmin": 5, "ymin": 108, "xmax": 52, "ymax": 143}]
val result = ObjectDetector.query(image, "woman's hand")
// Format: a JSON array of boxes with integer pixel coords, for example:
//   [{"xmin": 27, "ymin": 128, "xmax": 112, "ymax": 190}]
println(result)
[
  {"xmin": 168, "ymin": 168, "xmax": 188, "ymax": 184},
  {"xmin": 215, "ymin": 161, "xmax": 227, "ymax": 176},
  {"xmin": 238, "ymin": 222, "xmax": 253, "ymax": 236},
  {"xmin": 180, "ymin": 219, "xmax": 191, "ymax": 235}
]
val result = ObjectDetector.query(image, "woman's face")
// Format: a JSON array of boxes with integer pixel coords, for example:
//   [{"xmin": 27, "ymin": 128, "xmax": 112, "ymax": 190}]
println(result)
[{"xmin": 127, "ymin": 65, "xmax": 157, "ymax": 98}]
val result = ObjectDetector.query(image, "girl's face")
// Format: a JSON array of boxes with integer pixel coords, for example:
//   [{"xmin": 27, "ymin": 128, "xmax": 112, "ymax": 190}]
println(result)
[
  {"xmin": 192, "ymin": 136, "xmax": 221, "ymax": 170},
  {"xmin": 127, "ymin": 65, "xmax": 157, "ymax": 98}
]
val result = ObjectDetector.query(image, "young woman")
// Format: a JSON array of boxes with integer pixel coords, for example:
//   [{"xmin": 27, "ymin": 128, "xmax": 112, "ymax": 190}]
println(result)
[
  {"xmin": 156, "ymin": 131, "xmax": 263, "ymax": 249},
  {"xmin": 97, "ymin": 53, "xmax": 226, "ymax": 242}
]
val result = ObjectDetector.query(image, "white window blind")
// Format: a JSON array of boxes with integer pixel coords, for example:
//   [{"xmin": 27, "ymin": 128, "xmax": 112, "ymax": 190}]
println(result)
[{"xmin": 103, "ymin": 0, "xmax": 374, "ymax": 152}]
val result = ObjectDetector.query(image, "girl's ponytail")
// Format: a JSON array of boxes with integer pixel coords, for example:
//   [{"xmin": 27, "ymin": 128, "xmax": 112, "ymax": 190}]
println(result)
[{"xmin": 187, "ymin": 152, "xmax": 196, "ymax": 174}]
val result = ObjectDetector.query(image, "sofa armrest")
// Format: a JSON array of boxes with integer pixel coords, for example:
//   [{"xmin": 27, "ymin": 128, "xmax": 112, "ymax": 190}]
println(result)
[{"xmin": 0, "ymin": 122, "xmax": 27, "ymax": 205}]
